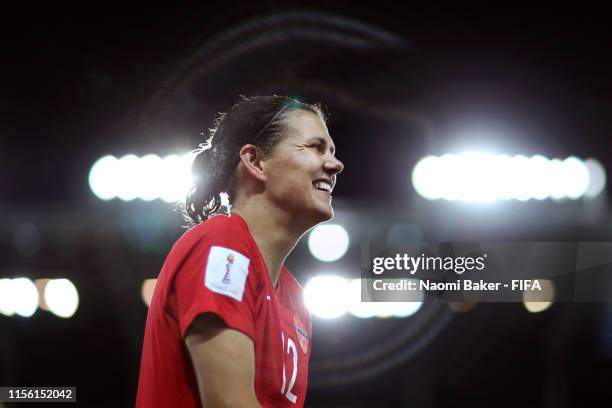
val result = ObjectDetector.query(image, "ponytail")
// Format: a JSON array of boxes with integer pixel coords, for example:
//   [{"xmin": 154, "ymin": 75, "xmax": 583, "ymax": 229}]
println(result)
[{"xmin": 185, "ymin": 141, "xmax": 237, "ymax": 225}]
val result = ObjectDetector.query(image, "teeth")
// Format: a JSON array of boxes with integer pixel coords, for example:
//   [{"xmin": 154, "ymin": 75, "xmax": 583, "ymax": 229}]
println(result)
[{"xmin": 314, "ymin": 181, "xmax": 331, "ymax": 192}]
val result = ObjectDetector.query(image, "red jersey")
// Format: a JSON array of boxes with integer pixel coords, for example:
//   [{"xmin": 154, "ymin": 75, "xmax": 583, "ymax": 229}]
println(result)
[{"xmin": 136, "ymin": 214, "xmax": 312, "ymax": 407}]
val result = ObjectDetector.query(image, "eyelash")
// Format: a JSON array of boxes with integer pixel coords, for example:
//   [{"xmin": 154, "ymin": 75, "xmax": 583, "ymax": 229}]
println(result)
[{"xmin": 308, "ymin": 143, "xmax": 336, "ymax": 157}]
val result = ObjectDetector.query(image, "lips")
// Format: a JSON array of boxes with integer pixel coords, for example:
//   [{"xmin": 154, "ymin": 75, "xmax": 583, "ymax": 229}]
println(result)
[
  {"xmin": 312, "ymin": 176, "xmax": 335, "ymax": 195},
  {"xmin": 313, "ymin": 180, "xmax": 332, "ymax": 192}
]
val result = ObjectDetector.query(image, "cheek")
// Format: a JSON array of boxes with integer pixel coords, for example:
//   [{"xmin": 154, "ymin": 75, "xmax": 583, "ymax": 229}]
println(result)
[
  {"xmin": 271, "ymin": 156, "xmax": 315, "ymax": 181},
  {"xmin": 268, "ymin": 158, "xmax": 314, "ymax": 198}
]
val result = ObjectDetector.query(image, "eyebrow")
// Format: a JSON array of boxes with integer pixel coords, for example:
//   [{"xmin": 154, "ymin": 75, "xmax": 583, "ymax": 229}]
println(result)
[{"xmin": 310, "ymin": 136, "xmax": 336, "ymax": 155}]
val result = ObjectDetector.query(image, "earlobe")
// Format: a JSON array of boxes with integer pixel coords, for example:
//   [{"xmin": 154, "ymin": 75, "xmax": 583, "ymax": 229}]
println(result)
[{"xmin": 239, "ymin": 144, "xmax": 266, "ymax": 182}]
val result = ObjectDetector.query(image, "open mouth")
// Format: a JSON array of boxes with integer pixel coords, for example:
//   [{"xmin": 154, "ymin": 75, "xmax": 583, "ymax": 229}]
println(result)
[{"xmin": 313, "ymin": 180, "xmax": 332, "ymax": 194}]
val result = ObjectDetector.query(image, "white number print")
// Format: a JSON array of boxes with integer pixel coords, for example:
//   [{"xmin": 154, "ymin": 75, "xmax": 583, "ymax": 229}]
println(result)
[{"xmin": 281, "ymin": 331, "xmax": 298, "ymax": 403}]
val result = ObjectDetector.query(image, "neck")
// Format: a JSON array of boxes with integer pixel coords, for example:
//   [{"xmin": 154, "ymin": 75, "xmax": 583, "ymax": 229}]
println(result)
[{"xmin": 231, "ymin": 197, "xmax": 311, "ymax": 288}]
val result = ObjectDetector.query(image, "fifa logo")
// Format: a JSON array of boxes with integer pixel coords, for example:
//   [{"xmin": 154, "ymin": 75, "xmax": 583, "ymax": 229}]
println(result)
[{"xmin": 222, "ymin": 254, "xmax": 235, "ymax": 284}]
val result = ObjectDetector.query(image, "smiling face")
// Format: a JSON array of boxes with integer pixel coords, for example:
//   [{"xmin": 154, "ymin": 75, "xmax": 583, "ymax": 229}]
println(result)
[{"xmin": 261, "ymin": 109, "xmax": 344, "ymax": 226}]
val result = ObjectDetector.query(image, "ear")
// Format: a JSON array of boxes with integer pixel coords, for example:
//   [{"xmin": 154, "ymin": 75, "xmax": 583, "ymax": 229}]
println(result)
[{"xmin": 238, "ymin": 144, "xmax": 267, "ymax": 182}]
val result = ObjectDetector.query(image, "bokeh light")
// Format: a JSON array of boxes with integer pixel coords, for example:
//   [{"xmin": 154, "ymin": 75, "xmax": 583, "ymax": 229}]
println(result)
[
  {"xmin": 412, "ymin": 153, "xmax": 601, "ymax": 202},
  {"xmin": 304, "ymin": 275, "xmax": 350, "ymax": 319},
  {"xmin": 89, "ymin": 155, "xmax": 119, "ymax": 200},
  {"xmin": 308, "ymin": 224, "xmax": 350, "ymax": 262},
  {"xmin": 11, "ymin": 278, "xmax": 39, "ymax": 317},
  {"xmin": 585, "ymin": 158, "xmax": 607, "ymax": 198},
  {"xmin": 116, "ymin": 154, "xmax": 141, "ymax": 201},
  {"xmin": 0, "ymin": 279, "xmax": 15, "ymax": 316},
  {"xmin": 303, "ymin": 277, "xmax": 425, "ymax": 319},
  {"xmin": 346, "ymin": 279, "xmax": 423, "ymax": 318},
  {"xmin": 138, "ymin": 154, "xmax": 164, "ymax": 201},
  {"xmin": 88, "ymin": 152, "xmax": 196, "ymax": 202},
  {"xmin": 141, "ymin": 279, "xmax": 158, "ymax": 307},
  {"xmin": 523, "ymin": 279, "xmax": 555, "ymax": 313},
  {"xmin": 44, "ymin": 279, "xmax": 79, "ymax": 318}
]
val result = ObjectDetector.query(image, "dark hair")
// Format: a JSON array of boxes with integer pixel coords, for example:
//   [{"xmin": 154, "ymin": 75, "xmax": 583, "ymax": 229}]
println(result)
[{"xmin": 184, "ymin": 95, "xmax": 326, "ymax": 226}]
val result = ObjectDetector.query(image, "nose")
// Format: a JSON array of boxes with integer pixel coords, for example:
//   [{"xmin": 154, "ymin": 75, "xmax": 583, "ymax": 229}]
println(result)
[{"xmin": 324, "ymin": 155, "xmax": 344, "ymax": 175}]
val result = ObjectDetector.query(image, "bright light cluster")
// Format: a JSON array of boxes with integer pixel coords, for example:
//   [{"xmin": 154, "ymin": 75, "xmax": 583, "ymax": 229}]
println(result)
[
  {"xmin": 412, "ymin": 153, "xmax": 606, "ymax": 202},
  {"xmin": 308, "ymin": 224, "xmax": 350, "ymax": 262},
  {"xmin": 89, "ymin": 153, "xmax": 196, "ymax": 202},
  {"xmin": 0, "ymin": 278, "xmax": 79, "ymax": 318},
  {"xmin": 303, "ymin": 276, "xmax": 423, "ymax": 319}
]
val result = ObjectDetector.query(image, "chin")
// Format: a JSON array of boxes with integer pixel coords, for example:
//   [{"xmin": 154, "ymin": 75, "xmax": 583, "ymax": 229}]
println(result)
[
  {"xmin": 298, "ymin": 202, "xmax": 334, "ymax": 228},
  {"xmin": 314, "ymin": 205, "xmax": 334, "ymax": 223}
]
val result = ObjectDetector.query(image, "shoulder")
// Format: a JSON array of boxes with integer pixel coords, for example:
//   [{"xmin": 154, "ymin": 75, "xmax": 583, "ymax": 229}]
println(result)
[
  {"xmin": 161, "ymin": 215, "xmax": 256, "ymax": 279},
  {"xmin": 183, "ymin": 214, "xmax": 245, "ymax": 241},
  {"xmin": 174, "ymin": 214, "xmax": 252, "ymax": 255},
  {"xmin": 167, "ymin": 215, "xmax": 266, "ymax": 306}
]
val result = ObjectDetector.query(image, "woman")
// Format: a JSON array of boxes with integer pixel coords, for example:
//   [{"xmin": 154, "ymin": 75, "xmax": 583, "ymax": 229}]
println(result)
[{"xmin": 136, "ymin": 95, "xmax": 344, "ymax": 407}]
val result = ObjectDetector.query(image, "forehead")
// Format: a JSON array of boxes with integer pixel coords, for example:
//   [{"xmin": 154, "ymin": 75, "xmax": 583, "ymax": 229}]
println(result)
[{"xmin": 283, "ymin": 109, "xmax": 333, "ymax": 144}]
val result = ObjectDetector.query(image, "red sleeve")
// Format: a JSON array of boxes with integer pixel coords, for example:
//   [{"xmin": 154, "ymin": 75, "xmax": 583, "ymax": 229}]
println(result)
[{"xmin": 172, "ymin": 225, "xmax": 259, "ymax": 341}]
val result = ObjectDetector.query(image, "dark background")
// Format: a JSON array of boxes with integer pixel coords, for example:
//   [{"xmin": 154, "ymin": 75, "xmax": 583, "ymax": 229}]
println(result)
[{"xmin": 2, "ymin": 2, "xmax": 612, "ymax": 407}]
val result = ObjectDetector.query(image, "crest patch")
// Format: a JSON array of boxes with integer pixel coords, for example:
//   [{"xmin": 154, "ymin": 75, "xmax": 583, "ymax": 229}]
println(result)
[
  {"xmin": 204, "ymin": 246, "xmax": 250, "ymax": 301},
  {"xmin": 293, "ymin": 314, "xmax": 309, "ymax": 354}
]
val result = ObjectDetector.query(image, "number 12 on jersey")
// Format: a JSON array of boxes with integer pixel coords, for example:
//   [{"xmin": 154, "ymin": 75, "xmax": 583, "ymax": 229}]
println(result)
[{"xmin": 280, "ymin": 331, "xmax": 298, "ymax": 403}]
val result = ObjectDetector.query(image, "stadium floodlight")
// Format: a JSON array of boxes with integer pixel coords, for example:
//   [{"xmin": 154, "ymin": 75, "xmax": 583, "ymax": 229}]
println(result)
[
  {"xmin": 547, "ymin": 158, "xmax": 566, "ymax": 200},
  {"xmin": 0, "ymin": 279, "xmax": 15, "ymax": 316},
  {"xmin": 89, "ymin": 152, "xmax": 197, "ymax": 202},
  {"xmin": 304, "ymin": 275, "xmax": 349, "ymax": 319},
  {"xmin": 561, "ymin": 157, "xmax": 590, "ymax": 199},
  {"xmin": 141, "ymin": 279, "xmax": 157, "ymax": 307},
  {"xmin": 527, "ymin": 155, "xmax": 550, "ymax": 200},
  {"xmin": 412, "ymin": 153, "xmax": 601, "ymax": 202},
  {"xmin": 11, "ymin": 278, "xmax": 38, "ymax": 317},
  {"xmin": 303, "ymin": 277, "xmax": 425, "ymax": 319},
  {"xmin": 89, "ymin": 155, "xmax": 119, "ymax": 200},
  {"xmin": 523, "ymin": 300, "xmax": 553, "ymax": 313},
  {"xmin": 116, "ymin": 154, "xmax": 141, "ymax": 201},
  {"xmin": 159, "ymin": 154, "xmax": 183, "ymax": 203},
  {"xmin": 512, "ymin": 155, "xmax": 532, "ymax": 201},
  {"xmin": 157, "ymin": 152, "xmax": 195, "ymax": 203},
  {"xmin": 138, "ymin": 154, "xmax": 164, "ymax": 201},
  {"xmin": 346, "ymin": 279, "xmax": 423, "ymax": 318},
  {"xmin": 179, "ymin": 152, "xmax": 197, "ymax": 201},
  {"xmin": 412, "ymin": 156, "xmax": 442, "ymax": 200},
  {"xmin": 44, "ymin": 279, "xmax": 79, "ymax": 318},
  {"xmin": 584, "ymin": 158, "xmax": 606, "ymax": 198},
  {"xmin": 307, "ymin": 224, "xmax": 350, "ymax": 262},
  {"xmin": 523, "ymin": 279, "xmax": 554, "ymax": 313}
]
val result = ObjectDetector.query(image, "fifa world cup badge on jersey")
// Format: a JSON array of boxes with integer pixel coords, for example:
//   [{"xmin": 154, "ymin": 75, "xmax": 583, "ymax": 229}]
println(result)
[
  {"xmin": 293, "ymin": 314, "xmax": 309, "ymax": 354},
  {"xmin": 222, "ymin": 254, "xmax": 235, "ymax": 284},
  {"xmin": 205, "ymin": 246, "xmax": 250, "ymax": 301}
]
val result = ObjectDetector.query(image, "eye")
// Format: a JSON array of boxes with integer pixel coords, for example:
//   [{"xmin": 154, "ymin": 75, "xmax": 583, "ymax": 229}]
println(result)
[{"xmin": 309, "ymin": 143, "xmax": 325, "ymax": 153}]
